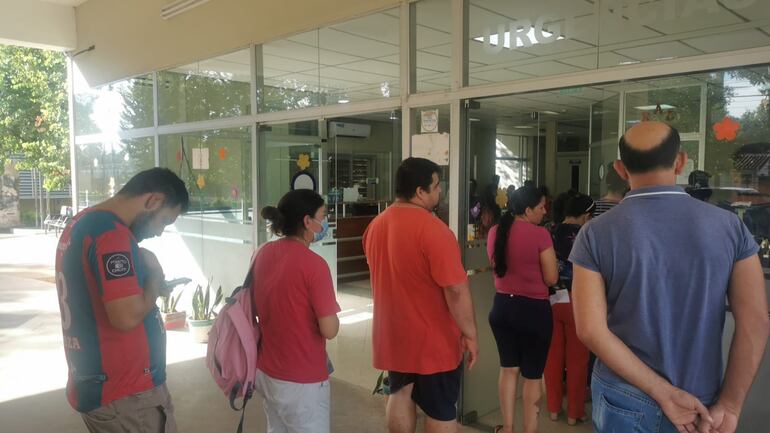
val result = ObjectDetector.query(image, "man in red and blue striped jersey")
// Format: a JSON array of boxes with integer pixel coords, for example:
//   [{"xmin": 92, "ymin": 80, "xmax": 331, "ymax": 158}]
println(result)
[{"xmin": 55, "ymin": 168, "xmax": 189, "ymax": 433}]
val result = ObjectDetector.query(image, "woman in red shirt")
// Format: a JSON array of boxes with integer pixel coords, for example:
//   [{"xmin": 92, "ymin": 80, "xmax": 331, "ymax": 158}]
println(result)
[
  {"xmin": 253, "ymin": 189, "xmax": 341, "ymax": 433},
  {"xmin": 487, "ymin": 185, "xmax": 558, "ymax": 433}
]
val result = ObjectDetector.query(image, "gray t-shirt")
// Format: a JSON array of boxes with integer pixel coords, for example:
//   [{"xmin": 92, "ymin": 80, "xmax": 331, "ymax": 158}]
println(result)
[{"xmin": 570, "ymin": 185, "xmax": 759, "ymax": 404}]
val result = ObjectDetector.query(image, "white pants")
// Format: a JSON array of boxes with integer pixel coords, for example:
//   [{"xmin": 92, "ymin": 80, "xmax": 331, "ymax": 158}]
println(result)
[{"xmin": 254, "ymin": 369, "xmax": 331, "ymax": 433}]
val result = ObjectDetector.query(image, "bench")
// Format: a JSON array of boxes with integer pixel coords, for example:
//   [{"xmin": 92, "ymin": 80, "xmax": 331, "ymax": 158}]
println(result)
[{"xmin": 44, "ymin": 206, "xmax": 72, "ymax": 235}]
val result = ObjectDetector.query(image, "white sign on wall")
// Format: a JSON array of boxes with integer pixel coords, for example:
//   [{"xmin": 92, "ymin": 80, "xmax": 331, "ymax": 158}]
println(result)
[{"xmin": 412, "ymin": 133, "xmax": 450, "ymax": 166}]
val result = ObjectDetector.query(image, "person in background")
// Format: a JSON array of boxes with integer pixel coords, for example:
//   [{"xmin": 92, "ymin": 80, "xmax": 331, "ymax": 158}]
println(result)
[
  {"xmin": 686, "ymin": 170, "xmax": 713, "ymax": 202},
  {"xmin": 255, "ymin": 189, "xmax": 341, "ymax": 433},
  {"xmin": 487, "ymin": 185, "xmax": 558, "ymax": 433},
  {"xmin": 55, "ymin": 168, "xmax": 189, "ymax": 433},
  {"xmin": 544, "ymin": 193, "xmax": 595, "ymax": 426},
  {"xmin": 592, "ymin": 162, "xmax": 628, "ymax": 217},
  {"xmin": 364, "ymin": 157, "xmax": 478, "ymax": 433},
  {"xmin": 549, "ymin": 189, "xmax": 580, "ymax": 227},
  {"xmin": 478, "ymin": 176, "xmax": 502, "ymax": 238},
  {"xmin": 571, "ymin": 122, "xmax": 768, "ymax": 433}
]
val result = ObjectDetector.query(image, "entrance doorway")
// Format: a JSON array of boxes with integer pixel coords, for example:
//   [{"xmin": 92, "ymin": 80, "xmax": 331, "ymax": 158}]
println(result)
[
  {"xmin": 257, "ymin": 110, "xmax": 401, "ymax": 391},
  {"xmin": 460, "ymin": 74, "xmax": 716, "ymax": 430}
]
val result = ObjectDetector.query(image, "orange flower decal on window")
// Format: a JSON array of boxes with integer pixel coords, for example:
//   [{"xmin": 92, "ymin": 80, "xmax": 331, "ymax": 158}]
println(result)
[
  {"xmin": 713, "ymin": 116, "xmax": 740, "ymax": 142},
  {"xmin": 218, "ymin": 147, "xmax": 227, "ymax": 160},
  {"xmin": 297, "ymin": 153, "xmax": 311, "ymax": 170}
]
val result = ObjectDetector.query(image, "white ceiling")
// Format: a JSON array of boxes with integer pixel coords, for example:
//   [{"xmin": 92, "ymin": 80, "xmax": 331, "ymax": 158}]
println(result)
[{"xmin": 165, "ymin": 0, "xmax": 770, "ymax": 104}]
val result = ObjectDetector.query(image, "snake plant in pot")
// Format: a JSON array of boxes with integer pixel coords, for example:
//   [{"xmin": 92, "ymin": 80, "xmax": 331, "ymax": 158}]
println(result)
[
  {"xmin": 188, "ymin": 279, "xmax": 223, "ymax": 343},
  {"xmin": 158, "ymin": 290, "xmax": 187, "ymax": 330},
  {"xmin": 157, "ymin": 277, "xmax": 191, "ymax": 330}
]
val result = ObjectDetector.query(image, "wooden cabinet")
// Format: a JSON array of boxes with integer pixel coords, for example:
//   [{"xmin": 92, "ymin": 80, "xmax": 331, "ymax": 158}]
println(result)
[{"xmin": 336, "ymin": 215, "xmax": 375, "ymax": 283}]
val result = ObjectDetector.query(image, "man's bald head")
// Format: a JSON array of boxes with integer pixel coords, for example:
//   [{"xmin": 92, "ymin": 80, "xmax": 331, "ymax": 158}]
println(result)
[{"xmin": 619, "ymin": 121, "xmax": 681, "ymax": 174}]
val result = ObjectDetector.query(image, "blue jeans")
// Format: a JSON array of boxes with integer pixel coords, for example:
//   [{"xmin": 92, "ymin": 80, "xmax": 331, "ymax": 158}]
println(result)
[{"xmin": 592, "ymin": 373, "xmax": 679, "ymax": 433}]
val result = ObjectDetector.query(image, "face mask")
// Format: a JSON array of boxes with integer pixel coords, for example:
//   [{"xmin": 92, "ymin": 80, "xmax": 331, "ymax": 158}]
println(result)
[{"xmin": 311, "ymin": 217, "xmax": 329, "ymax": 243}]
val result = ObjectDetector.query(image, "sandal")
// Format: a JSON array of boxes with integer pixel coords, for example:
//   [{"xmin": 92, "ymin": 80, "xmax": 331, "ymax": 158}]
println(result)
[
  {"xmin": 549, "ymin": 412, "xmax": 559, "ymax": 421},
  {"xmin": 567, "ymin": 416, "xmax": 589, "ymax": 426},
  {"xmin": 493, "ymin": 425, "xmax": 504, "ymax": 433}
]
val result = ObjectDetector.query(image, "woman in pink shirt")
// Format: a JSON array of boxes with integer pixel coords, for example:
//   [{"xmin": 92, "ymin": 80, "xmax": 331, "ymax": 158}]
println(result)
[
  {"xmin": 253, "ymin": 189, "xmax": 341, "ymax": 433},
  {"xmin": 486, "ymin": 185, "xmax": 558, "ymax": 433}
]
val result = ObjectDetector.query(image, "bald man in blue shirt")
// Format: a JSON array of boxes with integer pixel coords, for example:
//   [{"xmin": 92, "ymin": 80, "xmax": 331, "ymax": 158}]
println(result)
[{"xmin": 571, "ymin": 121, "xmax": 768, "ymax": 433}]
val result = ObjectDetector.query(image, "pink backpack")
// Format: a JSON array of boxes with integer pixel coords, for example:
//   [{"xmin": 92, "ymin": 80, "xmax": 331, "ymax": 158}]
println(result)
[{"xmin": 206, "ymin": 250, "xmax": 260, "ymax": 433}]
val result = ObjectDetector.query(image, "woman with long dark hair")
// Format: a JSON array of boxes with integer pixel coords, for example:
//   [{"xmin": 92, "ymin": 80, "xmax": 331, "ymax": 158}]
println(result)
[
  {"xmin": 487, "ymin": 185, "xmax": 559, "ymax": 433},
  {"xmin": 252, "ymin": 189, "xmax": 341, "ymax": 433}
]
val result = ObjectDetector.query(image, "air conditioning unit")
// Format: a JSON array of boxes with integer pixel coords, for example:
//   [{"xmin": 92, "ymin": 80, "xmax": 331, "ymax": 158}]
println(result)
[{"xmin": 328, "ymin": 122, "xmax": 371, "ymax": 138}]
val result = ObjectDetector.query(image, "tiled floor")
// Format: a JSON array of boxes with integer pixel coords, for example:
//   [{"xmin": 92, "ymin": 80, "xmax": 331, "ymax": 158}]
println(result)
[{"xmin": 331, "ymin": 279, "xmax": 594, "ymax": 433}]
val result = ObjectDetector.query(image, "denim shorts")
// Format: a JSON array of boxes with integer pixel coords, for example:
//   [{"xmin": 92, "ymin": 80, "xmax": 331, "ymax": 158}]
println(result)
[{"xmin": 592, "ymin": 373, "xmax": 680, "ymax": 433}]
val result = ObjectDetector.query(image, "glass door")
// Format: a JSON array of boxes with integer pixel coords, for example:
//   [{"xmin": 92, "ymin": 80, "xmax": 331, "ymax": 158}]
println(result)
[{"xmin": 257, "ymin": 120, "xmax": 337, "ymax": 290}]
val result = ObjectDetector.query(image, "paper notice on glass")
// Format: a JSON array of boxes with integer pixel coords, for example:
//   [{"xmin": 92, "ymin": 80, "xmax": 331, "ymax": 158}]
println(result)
[
  {"xmin": 549, "ymin": 289, "xmax": 570, "ymax": 305},
  {"xmin": 412, "ymin": 133, "xmax": 449, "ymax": 166},
  {"xmin": 421, "ymin": 109, "xmax": 439, "ymax": 133},
  {"xmin": 192, "ymin": 148, "xmax": 209, "ymax": 170}
]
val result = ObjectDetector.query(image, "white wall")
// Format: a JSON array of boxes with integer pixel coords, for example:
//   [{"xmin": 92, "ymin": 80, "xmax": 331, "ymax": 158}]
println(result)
[{"xmin": 0, "ymin": 0, "xmax": 76, "ymax": 51}]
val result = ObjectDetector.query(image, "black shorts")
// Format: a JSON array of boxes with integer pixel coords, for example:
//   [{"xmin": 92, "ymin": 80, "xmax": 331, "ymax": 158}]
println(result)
[
  {"xmin": 488, "ymin": 293, "xmax": 552, "ymax": 379},
  {"xmin": 388, "ymin": 363, "xmax": 463, "ymax": 421}
]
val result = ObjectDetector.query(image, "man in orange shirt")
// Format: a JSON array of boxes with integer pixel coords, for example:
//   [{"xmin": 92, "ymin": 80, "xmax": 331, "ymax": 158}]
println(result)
[{"xmin": 363, "ymin": 157, "xmax": 478, "ymax": 433}]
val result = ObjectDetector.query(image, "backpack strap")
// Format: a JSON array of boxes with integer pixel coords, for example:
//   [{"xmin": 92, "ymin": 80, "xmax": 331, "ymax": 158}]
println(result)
[{"xmin": 242, "ymin": 247, "xmax": 259, "ymax": 314}]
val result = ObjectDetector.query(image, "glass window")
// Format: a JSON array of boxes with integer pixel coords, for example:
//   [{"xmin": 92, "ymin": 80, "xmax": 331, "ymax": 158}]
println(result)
[
  {"xmin": 468, "ymin": 0, "xmax": 599, "ymax": 85},
  {"xmin": 159, "ymin": 127, "xmax": 253, "ymax": 224},
  {"xmin": 157, "ymin": 49, "xmax": 252, "ymax": 125},
  {"xmin": 73, "ymin": 66, "xmax": 153, "ymax": 135},
  {"xmin": 75, "ymin": 137, "xmax": 155, "ymax": 208},
  {"xmin": 259, "ymin": 9, "xmax": 400, "ymax": 112},
  {"xmin": 467, "ymin": 1, "xmax": 770, "ymax": 87},
  {"xmin": 416, "ymin": 0, "xmax": 453, "ymax": 92},
  {"xmin": 260, "ymin": 30, "xmax": 322, "ymax": 112},
  {"xmin": 156, "ymin": 127, "xmax": 253, "ymax": 296},
  {"xmin": 597, "ymin": 0, "xmax": 770, "ymax": 69}
]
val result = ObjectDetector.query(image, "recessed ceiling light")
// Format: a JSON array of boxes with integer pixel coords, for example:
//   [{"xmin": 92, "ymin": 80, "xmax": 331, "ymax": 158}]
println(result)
[
  {"xmin": 541, "ymin": 110, "xmax": 560, "ymax": 115},
  {"xmin": 338, "ymin": 99, "xmax": 350, "ymax": 104},
  {"xmin": 655, "ymin": 56, "xmax": 677, "ymax": 61},
  {"xmin": 513, "ymin": 125, "xmax": 534, "ymax": 129},
  {"xmin": 469, "ymin": 118, "xmax": 481, "ymax": 122},
  {"xmin": 619, "ymin": 60, "xmax": 640, "ymax": 65}
]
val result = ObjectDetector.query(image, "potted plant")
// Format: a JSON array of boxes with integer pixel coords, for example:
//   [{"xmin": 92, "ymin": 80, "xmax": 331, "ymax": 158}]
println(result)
[
  {"xmin": 158, "ymin": 289, "xmax": 187, "ymax": 330},
  {"xmin": 372, "ymin": 371, "xmax": 390, "ymax": 407},
  {"xmin": 187, "ymin": 279, "xmax": 223, "ymax": 343}
]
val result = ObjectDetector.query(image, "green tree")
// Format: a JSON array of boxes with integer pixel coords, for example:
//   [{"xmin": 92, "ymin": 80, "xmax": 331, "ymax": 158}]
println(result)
[{"xmin": 0, "ymin": 46, "xmax": 69, "ymax": 190}]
